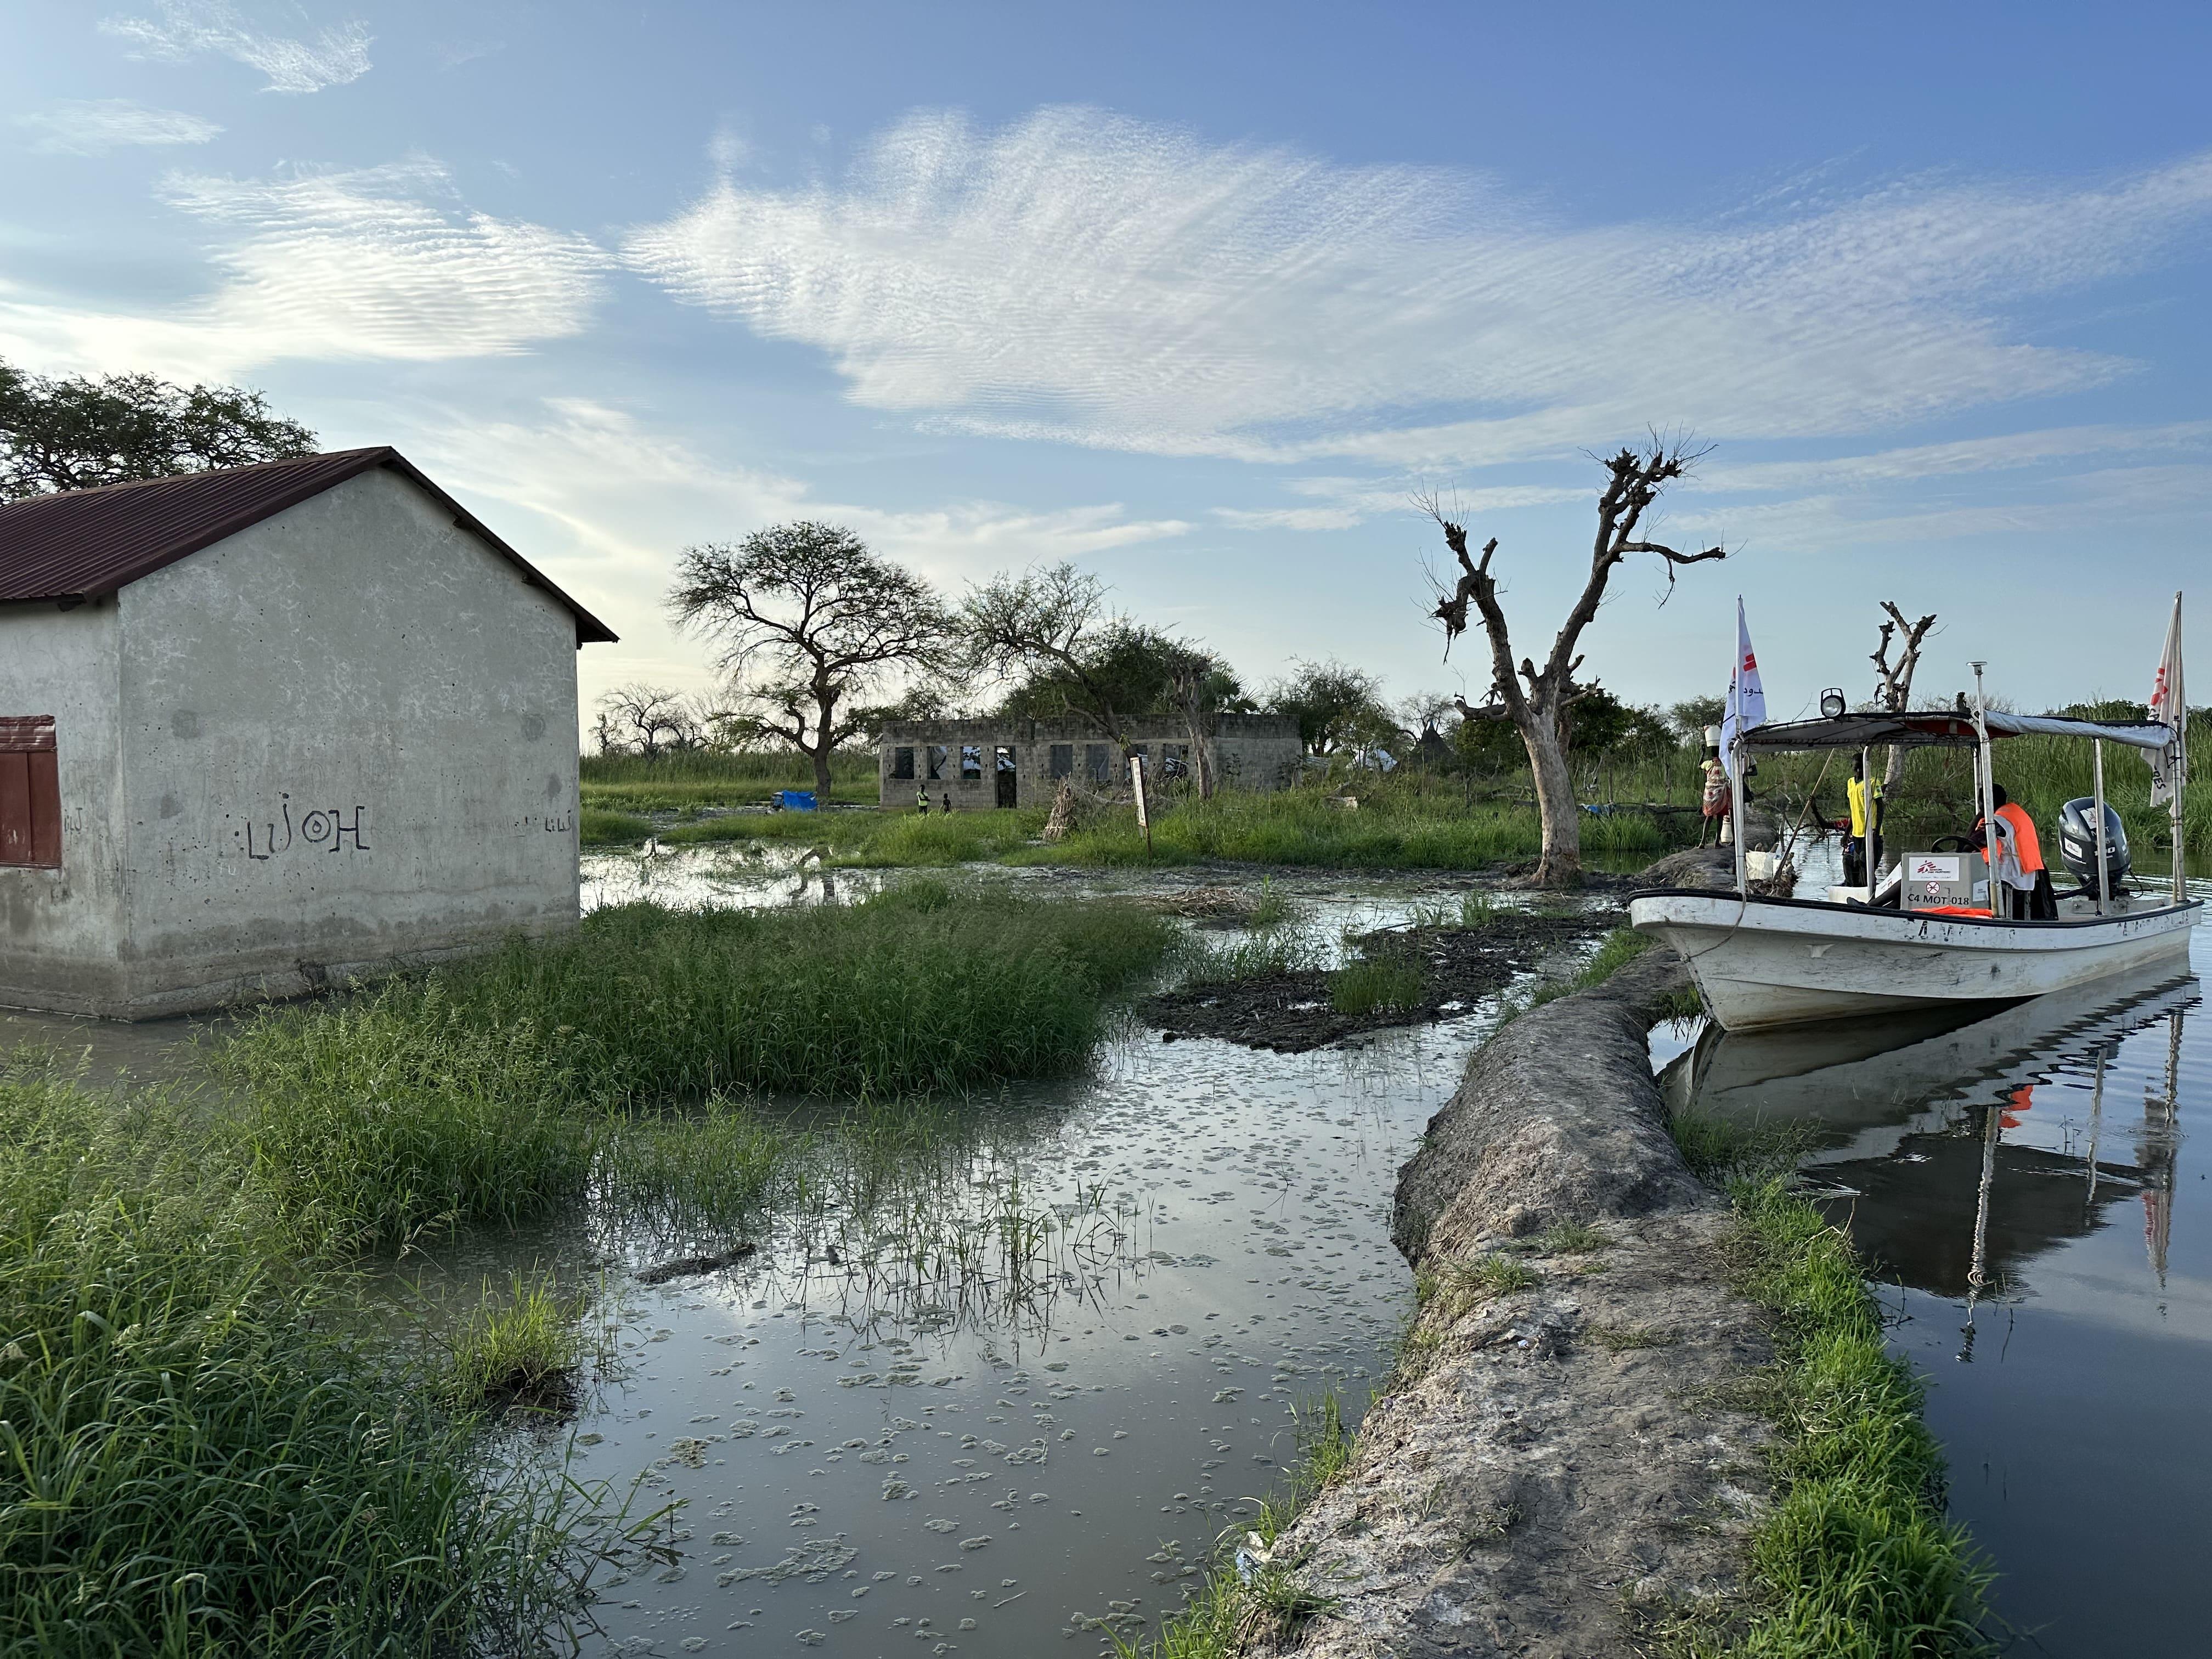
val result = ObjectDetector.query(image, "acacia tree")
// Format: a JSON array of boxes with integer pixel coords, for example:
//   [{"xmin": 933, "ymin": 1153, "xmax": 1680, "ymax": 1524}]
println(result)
[
  {"xmin": 1870, "ymin": 602, "xmax": 1938, "ymax": 788},
  {"xmin": 669, "ymin": 523, "xmax": 952, "ymax": 797},
  {"xmin": 0, "ymin": 358, "xmax": 316, "ymax": 498},
  {"xmin": 1267, "ymin": 658, "xmax": 1392, "ymax": 757},
  {"xmin": 1422, "ymin": 440, "xmax": 1727, "ymax": 887},
  {"xmin": 959, "ymin": 563, "xmax": 1154, "ymax": 747}
]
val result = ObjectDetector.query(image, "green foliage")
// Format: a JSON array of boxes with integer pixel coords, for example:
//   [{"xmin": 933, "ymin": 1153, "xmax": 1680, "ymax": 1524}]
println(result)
[
  {"xmin": 583, "ymin": 747, "xmax": 878, "ymax": 812},
  {"xmin": 1267, "ymin": 657, "xmax": 1394, "ymax": 756},
  {"xmin": 210, "ymin": 984, "xmax": 597, "ymax": 1251},
  {"xmin": 1036, "ymin": 787, "xmax": 1680, "ymax": 871},
  {"xmin": 1176, "ymin": 928, "xmax": 1325, "ymax": 985},
  {"xmin": 435, "ymin": 1273, "xmax": 603, "ymax": 1417},
  {"xmin": 0, "ymin": 1054, "xmax": 637, "ymax": 1657},
  {"xmin": 580, "ymin": 806, "xmax": 654, "ymax": 845},
  {"xmin": 390, "ymin": 887, "xmax": 1177, "ymax": 1102},
  {"xmin": 1246, "ymin": 877, "xmax": 1295, "ymax": 928},
  {"xmin": 596, "ymin": 1096, "xmax": 792, "ymax": 1244},
  {"xmin": 1329, "ymin": 952, "xmax": 1425, "ymax": 1015},
  {"xmin": 1711, "ymin": 1180, "xmax": 1994, "ymax": 1657},
  {"xmin": 0, "ymin": 357, "xmax": 315, "ymax": 498}
]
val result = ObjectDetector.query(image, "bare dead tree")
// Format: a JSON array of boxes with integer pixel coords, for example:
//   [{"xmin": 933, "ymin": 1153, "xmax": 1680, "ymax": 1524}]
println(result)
[
  {"xmin": 1870, "ymin": 602, "xmax": 1938, "ymax": 788},
  {"xmin": 1420, "ymin": 439, "xmax": 1726, "ymax": 887},
  {"xmin": 596, "ymin": 684, "xmax": 699, "ymax": 759}
]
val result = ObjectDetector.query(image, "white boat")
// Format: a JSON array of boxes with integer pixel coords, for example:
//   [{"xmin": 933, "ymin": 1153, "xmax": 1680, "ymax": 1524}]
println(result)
[{"xmin": 1631, "ymin": 667, "xmax": 2198, "ymax": 1030}]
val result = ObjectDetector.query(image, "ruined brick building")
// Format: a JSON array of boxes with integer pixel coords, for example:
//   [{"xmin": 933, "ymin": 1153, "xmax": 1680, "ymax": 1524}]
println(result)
[{"xmin": 873, "ymin": 714, "xmax": 1304, "ymax": 809}]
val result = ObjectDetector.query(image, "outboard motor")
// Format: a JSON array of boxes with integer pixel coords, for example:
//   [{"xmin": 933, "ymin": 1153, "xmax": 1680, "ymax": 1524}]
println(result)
[{"xmin": 2057, "ymin": 797, "xmax": 2130, "ymax": 896}]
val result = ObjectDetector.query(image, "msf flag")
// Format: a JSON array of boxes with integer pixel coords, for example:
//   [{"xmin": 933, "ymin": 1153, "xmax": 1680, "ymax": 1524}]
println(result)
[
  {"xmin": 2148, "ymin": 592, "xmax": 2187, "ymax": 808},
  {"xmin": 1719, "ymin": 597, "xmax": 1767, "ymax": 779}
]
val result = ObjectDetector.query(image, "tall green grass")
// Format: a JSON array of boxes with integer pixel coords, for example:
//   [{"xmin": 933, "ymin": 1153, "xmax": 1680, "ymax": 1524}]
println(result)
[
  {"xmin": 0, "ymin": 1054, "xmax": 645, "ymax": 1657},
  {"xmin": 1032, "ymin": 788, "xmax": 1680, "ymax": 870},
  {"xmin": 208, "ymin": 984, "xmax": 596, "ymax": 1251},
  {"xmin": 581, "ymin": 748, "xmax": 877, "ymax": 811},
  {"xmin": 414, "ymin": 883, "xmax": 1175, "ymax": 1101},
  {"xmin": 206, "ymin": 885, "xmax": 1173, "ymax": 1253},
  {"xmin": 1707, "ymin": 1181, "xmax": 1994, "ymax": 1658}
]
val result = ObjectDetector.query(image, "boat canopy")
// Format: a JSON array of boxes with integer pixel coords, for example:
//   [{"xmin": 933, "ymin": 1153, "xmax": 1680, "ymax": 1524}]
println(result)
[{"xmin": 1739, "ymin": 711, "xmax": 2176, "ymax": 753}]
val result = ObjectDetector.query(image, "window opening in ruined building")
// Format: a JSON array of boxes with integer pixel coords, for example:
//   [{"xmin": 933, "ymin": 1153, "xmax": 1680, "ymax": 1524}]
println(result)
[
  {"xmin": 0, "ymin": 716, "xmax": 61, "ymax": 868},
  {"xmin": 927, "ymin": 744, "xmax": 947, "ymax": 780},
  {"xmin": 961, "ymin": 745, "xmax": 984, "ymax": 781},
  {"xmin": 891, "ymin": 746, "xmax": 915, "ymax": 780},
  {"xmin": 994, "ymin": 746, "xmax": 1018, "ymax": 809},
  {"xmin": 1049, "ymin": 743, "xmax": 1074, "ymax": 780},
  {"xmin": 1162, "ymin": 742, "xmax": 1189, "ymax": 778},
  {"xmin": 1083, "ymin": 743, "xmax": 1110, "ymax": 783}
]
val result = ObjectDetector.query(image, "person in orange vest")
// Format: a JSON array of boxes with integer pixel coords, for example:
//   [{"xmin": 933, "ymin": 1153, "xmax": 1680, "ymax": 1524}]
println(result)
[{"xmin": 1970, "ymin": 785, "xmax": 2058, "ymax": 919}]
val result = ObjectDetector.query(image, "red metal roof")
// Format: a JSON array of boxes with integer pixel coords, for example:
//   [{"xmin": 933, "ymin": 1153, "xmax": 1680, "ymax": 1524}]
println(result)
[{"xmin": 0, "ymin": 446, "xmax": 617, "ymax": 642}]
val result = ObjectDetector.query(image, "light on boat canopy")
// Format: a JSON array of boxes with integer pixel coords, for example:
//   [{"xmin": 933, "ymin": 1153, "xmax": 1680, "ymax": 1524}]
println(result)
[{"xmin": 1739, "ymin": 711, "xmax": 2177, "ymax": 753}]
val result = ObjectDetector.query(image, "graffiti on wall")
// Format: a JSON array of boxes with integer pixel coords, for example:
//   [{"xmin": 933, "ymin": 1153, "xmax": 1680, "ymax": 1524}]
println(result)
[
  {"xmin": 232, "ymin": 794, "xmax": 370, "ymax": 859},
  {"xmin": 514, "ymin": 812, "xmax": 575, "ymax": 834}
]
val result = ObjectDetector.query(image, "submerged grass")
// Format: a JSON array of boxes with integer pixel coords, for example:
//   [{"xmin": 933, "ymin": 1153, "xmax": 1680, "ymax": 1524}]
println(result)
[
  {"xmin": 205, "ymin": 882, "xmax": 1173, "ymax": 1253},
  {"xmin": 0, "ymin": 1052, "xmax": 655, "ymax": 1658}
]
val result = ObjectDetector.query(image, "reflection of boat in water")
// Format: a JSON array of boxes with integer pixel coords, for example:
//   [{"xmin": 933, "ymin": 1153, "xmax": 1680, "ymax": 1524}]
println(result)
[
  {"xmin": 1663, "ymin": 965, "xmax": 2196, "ymax": 1163},
  {"xmin": 1667, "ymin": 967, "xmax": 2197, "ymax": 1302}
]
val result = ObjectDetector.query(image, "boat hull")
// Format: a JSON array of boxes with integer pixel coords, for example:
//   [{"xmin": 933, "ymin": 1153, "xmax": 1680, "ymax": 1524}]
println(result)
[{"xmin": 1628, "ymin": 889, "xmax": 2200, "ymax": 1031}]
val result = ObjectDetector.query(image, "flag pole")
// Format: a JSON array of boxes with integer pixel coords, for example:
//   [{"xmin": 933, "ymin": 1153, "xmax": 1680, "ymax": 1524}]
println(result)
[{"xmin": 2171, "ymin": 594, "xmax": 2186, "ymax": 905}]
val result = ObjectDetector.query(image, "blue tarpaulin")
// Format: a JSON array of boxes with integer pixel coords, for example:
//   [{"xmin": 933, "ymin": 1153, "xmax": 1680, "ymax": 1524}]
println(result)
[{"xmin": 777, "ymin": 790, "xmax": 817, "ymax": 811}]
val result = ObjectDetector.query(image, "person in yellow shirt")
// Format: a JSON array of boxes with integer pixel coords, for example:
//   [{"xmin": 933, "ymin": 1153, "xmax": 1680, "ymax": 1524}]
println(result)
[{"xmin": 1844, "ymin": 756, "xmax": 1883, "ymax": 887}]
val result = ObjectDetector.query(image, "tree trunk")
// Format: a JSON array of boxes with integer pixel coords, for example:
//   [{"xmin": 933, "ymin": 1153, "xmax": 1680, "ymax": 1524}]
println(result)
[
  {"xmin": 811, "ymin": 701, "xmax": 836, "ymax": 798},
  {"xmin": 1520, "ymin": 715, "xmax": 1583, "ymax": 885}
]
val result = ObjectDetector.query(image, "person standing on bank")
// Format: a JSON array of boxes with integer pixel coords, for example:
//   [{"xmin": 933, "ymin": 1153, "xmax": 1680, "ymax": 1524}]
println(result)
[
  {"xmin": 1699, "ymin": 726, "xmax": 1733, "ymax": 847},
  {"xmin": 1844, "ymin": 756, "xmax": 1884, "ymax": 888},
  {"xmin": 1971, "ymin": 785, "xmax": 2058, "ymax": 919},
  {"xmin": 916, "ymin": 786, "xmax": 930, "ymax": 815}
]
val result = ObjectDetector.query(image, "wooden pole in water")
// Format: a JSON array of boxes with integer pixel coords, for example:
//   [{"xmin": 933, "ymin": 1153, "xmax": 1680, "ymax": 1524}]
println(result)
[{"xmin": 1131, "ymin": 752, "xmax": 1152, "ymax": 855}]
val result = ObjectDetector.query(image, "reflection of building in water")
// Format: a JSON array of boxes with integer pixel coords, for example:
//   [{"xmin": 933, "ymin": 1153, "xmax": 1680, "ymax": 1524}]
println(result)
[{"xmin": 1666, "ymin": 969, "xmax": 2194, "ymax": 1304}]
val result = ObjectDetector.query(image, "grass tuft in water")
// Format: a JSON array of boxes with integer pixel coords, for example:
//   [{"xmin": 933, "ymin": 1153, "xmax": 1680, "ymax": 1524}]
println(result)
[
  {"xmin": 434, "ymin": 1272, "xmax": 605, "ymax": 1418},
  {"xmin": 1328, "ymin": 952, "xmax": 1425, "ymax": 1015},
  {"xmin": 0, "ymin": 1052, "xmax": 656, "ymax": 1657}
]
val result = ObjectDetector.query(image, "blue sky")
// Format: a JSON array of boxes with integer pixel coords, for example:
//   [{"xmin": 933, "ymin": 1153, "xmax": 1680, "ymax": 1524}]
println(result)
[{"xmin": 7, "ymin": 1, "xmax": 2210, "ymax": 729}]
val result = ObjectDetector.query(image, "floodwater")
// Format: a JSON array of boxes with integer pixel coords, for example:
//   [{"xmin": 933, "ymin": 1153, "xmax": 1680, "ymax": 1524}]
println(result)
[
  {"xmin": 1664, "ymin": 900, "xmax": 2211, "ymax": 1657},
  {"xmin": 462, "ymin": 850, "xmax": 1587, "ymax": 1658}
]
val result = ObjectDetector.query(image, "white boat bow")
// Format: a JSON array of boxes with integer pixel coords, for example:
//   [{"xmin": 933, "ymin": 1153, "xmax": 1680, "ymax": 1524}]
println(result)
[{"xmin": 1629, "ymin": 888, "xmax": 2199, "ymax": 1031}]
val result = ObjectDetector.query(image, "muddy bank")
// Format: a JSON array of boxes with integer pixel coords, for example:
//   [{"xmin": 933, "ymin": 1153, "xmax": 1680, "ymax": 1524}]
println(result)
[
  {"xmin": 1243, "ymin": 857, "xmax": 1776, "ymax": 1658},
  {"xmin": 1141, "ymin": 910, "xmax": 1619, "ymax": 1053}
]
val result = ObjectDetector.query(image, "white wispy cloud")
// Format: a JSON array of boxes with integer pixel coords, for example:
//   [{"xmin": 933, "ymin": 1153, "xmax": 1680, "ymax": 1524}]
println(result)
[
  {"xmin": 15, "ymin": 98, "xmax": 222, "ymax": 155},
  {"xmin": 412, "ymin": 398, "xmax": 1194, "ymax": 707},
  {"xmin": 0, "ymin": 159, "xmax": 606, "ymax": 377},
  {"xmin": 1695, "ymin": 422, "xmax": 2212, "ymax": 494},
  {"xmin": 624, "ymin": 106, "xmax": 2212, "ymax": 465},
  {"xmin": 101, "ymin": 1, "xmax": 371, "ymax": 94}
]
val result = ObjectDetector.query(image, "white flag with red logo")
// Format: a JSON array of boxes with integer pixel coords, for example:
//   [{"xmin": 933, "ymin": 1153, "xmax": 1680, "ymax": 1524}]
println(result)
[
  {"xmin": 1719, "ymin": 597, "xmax": 1766, "ymax": 778},
  {"xmin": 2148, "ymin": 592, "xmax": 2186, "ymax": 808}
]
